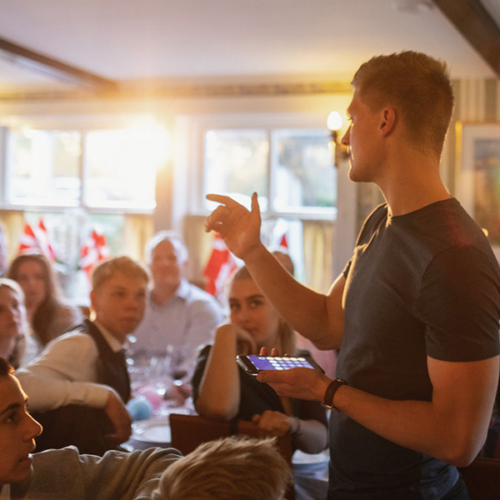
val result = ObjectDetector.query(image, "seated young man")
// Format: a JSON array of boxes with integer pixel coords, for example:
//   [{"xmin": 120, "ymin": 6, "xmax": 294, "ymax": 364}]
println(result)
[
  {"xmin": 152, "ymin": 437, "xmax": 293, "ymax": 500},
  {"xmin": 16, "ymin": 256, "xmax": 149, "ymax": 455},
  {"xmin": 0, "ymin": 357, "xmax": 180, "ymax": 500}
]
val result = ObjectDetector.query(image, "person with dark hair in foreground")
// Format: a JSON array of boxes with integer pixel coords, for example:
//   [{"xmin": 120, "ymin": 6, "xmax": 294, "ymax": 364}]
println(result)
[
  {"xmin": 151, "ymin": 436, "xmax": 292, "ymax": 500},
  {"xmin": 0, "ymin": 357, "xmax": 181, "ymax": 500},
  {"xmin": 205, "ymin": 51, "xmax": 500, "ymax": 499}
]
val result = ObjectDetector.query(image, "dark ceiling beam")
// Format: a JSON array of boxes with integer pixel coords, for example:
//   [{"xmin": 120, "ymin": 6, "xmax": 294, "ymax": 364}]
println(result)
[
  {"xmin": 434, "ymin": 0, "xmax": 500, "ymax": 78},
  {"xmin": 0, "ymin": 36, "xmax": 118, "ymax": 92}
]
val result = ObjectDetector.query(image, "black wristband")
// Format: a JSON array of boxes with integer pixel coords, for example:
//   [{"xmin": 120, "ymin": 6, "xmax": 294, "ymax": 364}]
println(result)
[{"xmin": 321, "ymin": 378, "xmax": 347, "ymax": 410}]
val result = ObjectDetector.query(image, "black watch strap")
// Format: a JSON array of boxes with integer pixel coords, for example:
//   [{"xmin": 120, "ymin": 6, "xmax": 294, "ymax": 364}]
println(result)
[{"xmin": 322, "ymin": 378, "xmax": 347, "ymax": 410}]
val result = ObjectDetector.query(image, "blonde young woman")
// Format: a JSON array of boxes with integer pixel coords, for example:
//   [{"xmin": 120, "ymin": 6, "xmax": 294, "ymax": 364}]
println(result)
[
  {"xmin": 192, "ymin": 266, "xmax": 327, "ymax": 454},
  {"xmin": 0, "ymin": 278, "xmax": 29, "ymax": 369}
]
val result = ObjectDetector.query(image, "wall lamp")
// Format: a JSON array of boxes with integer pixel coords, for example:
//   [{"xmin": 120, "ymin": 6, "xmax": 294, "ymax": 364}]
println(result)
[{"xmin": 327, "ymin": 111, "xmax": 349, "ymax": 168}]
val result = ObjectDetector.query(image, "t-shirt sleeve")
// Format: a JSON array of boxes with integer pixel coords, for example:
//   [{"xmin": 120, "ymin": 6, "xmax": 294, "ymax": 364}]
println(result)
[{"xmin": 417, "ymin": 245, "xmax": 500, "ymax": 362}]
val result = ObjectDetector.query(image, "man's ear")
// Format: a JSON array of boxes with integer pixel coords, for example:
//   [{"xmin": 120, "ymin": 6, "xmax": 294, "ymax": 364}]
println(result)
[{"xmin": 379, "ymin": 107, "xmax": 396, "ymax": 137}]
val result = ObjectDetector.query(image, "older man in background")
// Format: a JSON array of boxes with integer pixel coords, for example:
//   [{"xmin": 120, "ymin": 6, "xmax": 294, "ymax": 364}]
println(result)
[{"xmin": 131, "ymin": 231, "xmax": 223, "ymax": 380}]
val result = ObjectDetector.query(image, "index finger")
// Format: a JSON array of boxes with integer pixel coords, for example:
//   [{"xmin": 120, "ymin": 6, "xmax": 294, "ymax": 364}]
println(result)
[
  {"xmin": 257, "ymin": 369, "xmax": 291, "ymax": 384},
  {"xmin": 206, "ymin": 194, "xmax": 242, "ymax": 208}
]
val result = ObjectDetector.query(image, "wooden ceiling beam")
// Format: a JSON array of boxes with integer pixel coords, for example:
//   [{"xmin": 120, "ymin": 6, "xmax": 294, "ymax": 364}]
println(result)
[
  {"xmin": 434, "ymin": 0, "xmax": 500, "ymax": 78},
  {"xmin": 0, "ymin": 36, "xmax": 118, "ymax": 92}
]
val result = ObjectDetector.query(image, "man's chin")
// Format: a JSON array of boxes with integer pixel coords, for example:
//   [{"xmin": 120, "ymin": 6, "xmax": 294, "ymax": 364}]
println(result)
[{"xmin": 13, "ymin": 455, "xmax": 34, "ymax": 483}]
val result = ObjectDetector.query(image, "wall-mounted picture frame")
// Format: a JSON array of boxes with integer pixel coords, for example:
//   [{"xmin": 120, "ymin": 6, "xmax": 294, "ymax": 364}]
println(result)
[{"xmin": 456, "ymin": 123, "xmax": 500, "ymax": 260}]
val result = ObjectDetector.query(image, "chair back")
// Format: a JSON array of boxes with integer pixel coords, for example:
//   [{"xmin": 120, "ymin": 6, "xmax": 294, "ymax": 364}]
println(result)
[
  {"xmin": 169, "ymin": 413, "xmax": 294, "ymax": 499},
  {"xmin": 458, "ymin": 457, "xmax": 500, "ymax": 500}
]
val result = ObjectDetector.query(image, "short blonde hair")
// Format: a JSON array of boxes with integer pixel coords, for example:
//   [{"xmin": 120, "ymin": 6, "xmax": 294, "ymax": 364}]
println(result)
[
  {"xmin": 91, "ymin": 256, "xmax": 149, "ymax": 291},
  {"xmin": 352, "ymin": 51, "xmax": 454, "ymax": 158},
  {"xmin": 152, "ymin": 437, "xmax": 292, "ymax": 500}
]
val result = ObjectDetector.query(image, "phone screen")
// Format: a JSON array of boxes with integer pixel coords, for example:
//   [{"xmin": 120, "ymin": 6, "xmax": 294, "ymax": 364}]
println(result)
[{"xmin": 246, "ymin": 355, "xmax": 317, "ymax": 371}]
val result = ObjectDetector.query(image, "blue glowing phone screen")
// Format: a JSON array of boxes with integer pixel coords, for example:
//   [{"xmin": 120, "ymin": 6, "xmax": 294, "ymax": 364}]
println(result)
[{"xmin": 247, "ymin": 356, "xmax": 315, "ymax": 371}]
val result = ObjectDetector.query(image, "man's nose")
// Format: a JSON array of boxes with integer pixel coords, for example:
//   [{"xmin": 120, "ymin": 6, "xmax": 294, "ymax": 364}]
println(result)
[
  {"xmin": 341, "ymin": 126, "xmax": 350, "ymax": 146},
  {"xmin": 25, "ymin": 413, "xmax": 43, "ymax": 441}
]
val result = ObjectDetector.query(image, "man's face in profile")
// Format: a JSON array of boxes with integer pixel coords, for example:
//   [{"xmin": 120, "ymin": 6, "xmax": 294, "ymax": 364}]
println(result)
[{"xmin": 0, "ymin": 375, "xmax": 42, "ymax": 486}]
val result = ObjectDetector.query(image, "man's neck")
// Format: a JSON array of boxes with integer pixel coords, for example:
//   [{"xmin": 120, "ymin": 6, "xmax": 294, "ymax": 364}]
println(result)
[
  {"xmin": 376, "ymin": 148, "xmax": 450, "ymax": 216},
  {"xmin": 151, "ymin": 282, "xmax": 181, "ymax": 305}
]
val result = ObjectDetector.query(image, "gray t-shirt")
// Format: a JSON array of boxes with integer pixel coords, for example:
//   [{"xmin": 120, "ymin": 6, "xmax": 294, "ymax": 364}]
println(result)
[{"xmin": 330, "ymin": 198, "xmax": 500, "ymax": 499}]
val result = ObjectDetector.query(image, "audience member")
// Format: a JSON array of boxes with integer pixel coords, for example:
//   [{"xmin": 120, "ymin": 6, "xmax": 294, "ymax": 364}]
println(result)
[
  {"xmin": 7, "ymin": 253, "xmax": 83, "ymax": 357},
  {"xmin": 131, "ymin": 231, "xmax": 223, "ymax": 379},
  {"xmin": 0, "ymin": 279, "xmax": 28, "ymax": 369},
  {"xmin": 272, "ymin": 249, "xmax": 337, "ymax": 379},
  {"xmin": 0, "ymin": 357, "xmax": 181, "ymax": 500},
  {"xmin": 192, "ymin": 265, "xmax": 328, "ymax": 454},
  {"xmin": 205, "ymin": 51, "xmax": 500, "ymax": 499},
  {"xmin": 151, "ymin": 437, "xmax": 292, "ymax": 500},
  {"xmin": 16, "ymin": 256, "xmax": 149, "ymax": 455}
]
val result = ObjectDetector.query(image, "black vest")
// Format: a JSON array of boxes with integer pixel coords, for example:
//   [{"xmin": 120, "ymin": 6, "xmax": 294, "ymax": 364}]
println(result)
[{"xmin": 83, "ymin": 319, "xmax": 131, "ymax": 403}]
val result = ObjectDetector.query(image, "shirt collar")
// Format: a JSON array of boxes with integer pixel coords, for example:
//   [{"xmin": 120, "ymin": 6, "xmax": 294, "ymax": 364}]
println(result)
[
  {"xmin": 0, "ymin": 484, "xmax": 11, "ymax": 500},
  {"xmin": 93, "ymin": 321, "xmax": 126, "ymax": 353},
  {"xmin": 175, "ymin": 279, "xmax": 190, "ymax": 299}
]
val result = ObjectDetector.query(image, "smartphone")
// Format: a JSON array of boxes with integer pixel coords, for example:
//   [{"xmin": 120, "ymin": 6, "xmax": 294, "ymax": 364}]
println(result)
[{"xmin": 236, "ymin": 355, "xmax": 324, "ymax": 377}]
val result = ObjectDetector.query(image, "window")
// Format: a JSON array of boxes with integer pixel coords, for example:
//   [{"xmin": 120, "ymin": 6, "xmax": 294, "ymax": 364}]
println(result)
[
  {"xmin": 6, "ymin": 124, "xmax": 167, "ymax": 211},
  {"xmin": 200, "ymin": 125, "xmax": 336, "ymax": 291},
  {"xmin": 204, "ymin": 128, "xmax": 336, "ymax": 218},
  {"xmin": 1, "ymin": 121, "xmax": 167, "ymax": 303},
  {"xmin": 8, "ymin": 130, "xmax": 81, "ymax": 206}
]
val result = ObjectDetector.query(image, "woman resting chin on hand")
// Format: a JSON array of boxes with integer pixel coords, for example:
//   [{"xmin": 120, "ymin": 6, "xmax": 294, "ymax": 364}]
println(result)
[{"xmin": 192, "ymin": 266, "xmax": 328, "ymax": 454}]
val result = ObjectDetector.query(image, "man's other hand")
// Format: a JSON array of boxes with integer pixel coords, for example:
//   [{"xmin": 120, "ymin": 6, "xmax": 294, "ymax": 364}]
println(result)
[{"xmin": 104, "ymin": 390, "xmax": 132, "ymax": 446}]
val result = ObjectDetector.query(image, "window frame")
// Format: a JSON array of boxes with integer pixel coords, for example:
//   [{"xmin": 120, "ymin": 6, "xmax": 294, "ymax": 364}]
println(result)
[
  {"xmin": 186, "ymin": 112, "xmax": 338, "ymax": 222},
  {"xmin": 0, "ymin": 116, "xmax": 162, "ymax": 215}
]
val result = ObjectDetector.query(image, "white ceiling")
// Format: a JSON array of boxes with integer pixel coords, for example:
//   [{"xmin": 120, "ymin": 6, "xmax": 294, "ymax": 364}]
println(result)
[{"xmin": 0, "ymin": 0, "xmax": 498, "ymax": 94}]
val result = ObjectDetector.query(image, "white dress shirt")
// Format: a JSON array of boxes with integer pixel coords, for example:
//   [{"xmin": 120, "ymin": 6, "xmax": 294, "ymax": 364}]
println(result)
[{"xmin": 15, "ymin": 322, "xmax": 125, "ymax": 413}]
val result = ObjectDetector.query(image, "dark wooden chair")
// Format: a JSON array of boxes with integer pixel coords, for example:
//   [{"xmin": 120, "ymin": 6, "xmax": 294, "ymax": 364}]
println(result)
[
  {"xmin": 458, "ymin": 457, "xmax": 500, "ymax": 500},
  {"xmin": 170, "ymin": 413, "xmax": 295, "ymax": 499}
]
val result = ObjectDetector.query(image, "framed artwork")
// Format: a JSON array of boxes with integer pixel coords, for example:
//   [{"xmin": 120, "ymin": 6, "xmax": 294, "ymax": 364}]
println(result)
[{"xmin": 457, "ymin": 123, "xmax": 500, "ymax": 260}]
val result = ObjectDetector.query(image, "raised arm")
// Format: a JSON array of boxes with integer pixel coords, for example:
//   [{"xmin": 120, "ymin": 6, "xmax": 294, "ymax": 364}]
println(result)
[{"xmin": 206, "ymin": 193, "xmax": 345, "ymax": 349}]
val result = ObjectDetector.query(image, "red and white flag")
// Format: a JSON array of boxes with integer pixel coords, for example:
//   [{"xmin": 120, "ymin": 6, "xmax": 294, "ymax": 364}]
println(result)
[
  {"xmin": 279, "ymin": 233, "xmax": 288, "ymax": 249},
  {"xmin": 203, "ymin": 233, "xmax": 238, "ymax": 296},
  {"xmin": 18, "ymin": 219, "xmax": 57, "ymax": 261},
  {"xmin": 80, "ymin": 229, "xmax": 111, "ymax": 280},
  {"xmin": 36, "ymin": 219, "xmax": 57, "ymax": 261}
]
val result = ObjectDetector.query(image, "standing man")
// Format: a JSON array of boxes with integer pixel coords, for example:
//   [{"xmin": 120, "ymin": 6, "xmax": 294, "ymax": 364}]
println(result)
[
  {"xmin": 205, "ymin": 51, "xmax": 500, "ymax": 499},
  {"xmin": 16, "ymin": 256, "xmax": 149, "ymax": 455},
  {"xmin": 132, "ymin": 231, "xmax": 223, "ymax": 378}
]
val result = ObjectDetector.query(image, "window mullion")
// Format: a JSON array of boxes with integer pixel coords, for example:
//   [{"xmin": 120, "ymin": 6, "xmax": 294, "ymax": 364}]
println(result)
[
  {"xmin": 267, "ymin": 128, "xmax": 276, "ymax": 219},
  {"xmin": 80, "ymin": 131, "xmax": 88, "ymax": 210}
]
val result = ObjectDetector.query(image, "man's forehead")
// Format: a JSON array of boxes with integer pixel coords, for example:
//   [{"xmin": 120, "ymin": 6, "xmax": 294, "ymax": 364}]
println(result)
[
  {"xmin": 99, "ymin": 273, "xmax": 147, "ymax": 291},
  {"xmin": 154, "ymin": 239, "xmax": 178, "ymax": 255}
]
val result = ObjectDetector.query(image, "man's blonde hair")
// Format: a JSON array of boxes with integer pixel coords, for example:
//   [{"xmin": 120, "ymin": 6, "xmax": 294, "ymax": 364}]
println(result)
[
  {"xmin": 91, "ymin": 256, "xmax": 149, "ymax": 290},
  {"xmin": 151, "ymin": 437, "xmax": 292, "ymax": 500},
  {"xmin": 352, "ymin": 51, "xmax": 454, "ymax": 158}
]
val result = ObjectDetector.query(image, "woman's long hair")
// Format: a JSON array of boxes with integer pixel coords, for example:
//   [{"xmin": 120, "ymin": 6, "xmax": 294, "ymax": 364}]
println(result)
[
  {"xmin": 229, "ymin": 266, "xmax": 296, "ymax": 355},
  {"xmin": 0, "ymin": 278, "xmax": 27, "ymax": 369},
  {"xmin": 7, "ymin": 253, "xmax": 63, "ymax": 346}
]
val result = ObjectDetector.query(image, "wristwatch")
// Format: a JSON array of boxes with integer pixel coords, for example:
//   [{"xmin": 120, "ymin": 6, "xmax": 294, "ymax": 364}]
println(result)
[{"xmin": 322, "ymin": 378, "xmax": 347, "ymax": 410}]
